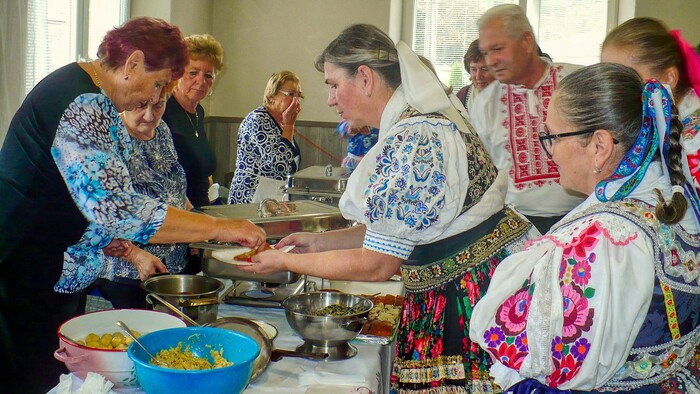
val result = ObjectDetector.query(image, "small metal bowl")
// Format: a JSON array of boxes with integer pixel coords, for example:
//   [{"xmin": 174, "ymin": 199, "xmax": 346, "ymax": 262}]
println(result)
[{"xmin": 282, "ymin": 292, "xmax": 373, "ymax": 348}]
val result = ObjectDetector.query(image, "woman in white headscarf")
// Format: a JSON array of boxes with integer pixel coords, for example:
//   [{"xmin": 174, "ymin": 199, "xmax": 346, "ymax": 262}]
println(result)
[{"xmin": 240, "ymin": 24, "xmax": 539, "ymax": 392}]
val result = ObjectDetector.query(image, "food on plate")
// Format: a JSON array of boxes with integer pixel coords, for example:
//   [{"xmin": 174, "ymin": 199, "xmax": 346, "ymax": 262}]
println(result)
[
  {"xmin": 234, "ymin": 242, "xmax": 273, "ymax": 261},
  {"xmin": 359, "ymin": 294, "xmax": 404, "ymax": 337},
  {"xmin": 308, "ymin": 303, "xmax": 367, "ymax": 317},
  {"xmin": 78, "ymin": 331, "xmax": 139, "ymax": 350},
  {"xmin": 152, "ymin": 342, "xmax": 233, "ymax": 370}
]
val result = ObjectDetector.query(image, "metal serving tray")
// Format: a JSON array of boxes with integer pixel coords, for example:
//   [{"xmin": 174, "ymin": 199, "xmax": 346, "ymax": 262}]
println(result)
[
  {"xmin": 285, "ymin": 165, "xmax": 351, "ymax": 192},
  {"xmin": 194, "ymin": 200, "xmax": 349, "ymax": 240},
  {"xmin": 191, "ymin": 200, "xmax": 350, "ymax": 284}
]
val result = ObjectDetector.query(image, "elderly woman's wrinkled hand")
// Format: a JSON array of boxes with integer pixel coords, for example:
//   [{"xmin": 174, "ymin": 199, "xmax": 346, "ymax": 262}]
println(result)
[
  {"xmin": 103, "ymin": 239, "xmax": 133, "ymax": 257},
  {"xmin": 216, "ymin": 219, "xmax": 267, "ymax": 249},
  {"xmin": 281, "ymin": 97, "xmax": 302, "ymax": 126},
  {"xmin": 125, "ymin": 247, "xmax": 168, "ymax": 281}
]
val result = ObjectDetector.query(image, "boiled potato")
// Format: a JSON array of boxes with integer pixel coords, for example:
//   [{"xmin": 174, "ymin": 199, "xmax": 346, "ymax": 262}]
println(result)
[{"xmin": 80, "ymin": 330, "xmax": 141, "ymax": 350}]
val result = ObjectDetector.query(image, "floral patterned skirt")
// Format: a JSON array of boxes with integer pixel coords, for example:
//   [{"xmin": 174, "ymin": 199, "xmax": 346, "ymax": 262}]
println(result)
[{"xmin": 390, "ymin": 208, "xmax": 533, "ymax": 394}]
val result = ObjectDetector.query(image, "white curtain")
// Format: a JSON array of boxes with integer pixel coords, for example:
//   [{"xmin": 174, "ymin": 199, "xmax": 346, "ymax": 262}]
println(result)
[{"xmin": 0, "ymin": 0, "xmax": 27, "ymax": 149}]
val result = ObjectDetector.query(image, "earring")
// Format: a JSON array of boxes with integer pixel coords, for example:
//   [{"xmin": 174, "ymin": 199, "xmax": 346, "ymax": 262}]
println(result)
[
  {"xmin": 208, "ymin": 89, "xmax": 213, "ymax": 97},
  {"xmin": 593, "ymin": 167, "xmax": 602, "ymax": 174}
]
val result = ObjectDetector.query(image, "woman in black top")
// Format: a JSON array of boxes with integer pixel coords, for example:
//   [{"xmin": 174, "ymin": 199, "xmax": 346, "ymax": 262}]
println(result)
[{"xmin": 162, "ymin": 33, "xmax": 222, "ymax": 207}]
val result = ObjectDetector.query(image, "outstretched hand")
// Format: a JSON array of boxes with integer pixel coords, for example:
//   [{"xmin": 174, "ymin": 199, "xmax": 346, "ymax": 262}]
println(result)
[
  {"xmin": 275, "ymin": 232, "xmax": 320, "ymax": 254},
  {"xmin": 215, "ymin": 219, "xmax": 267, "ymax": 249}
]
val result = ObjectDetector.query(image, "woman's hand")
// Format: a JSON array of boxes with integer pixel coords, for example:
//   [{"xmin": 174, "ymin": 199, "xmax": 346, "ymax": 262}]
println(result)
[
  {"xmin": 214, "ymin": 219, "xmax": 267, "ymax": 249},
  {"xmin": 238, "ymin": 249, "xmax": 289, "ymax": 275},
  {"xmin": 103, "ymin": 239, "xmax": 132, "ymax": 257},
  {"xmin": 275, "ymin": 232, "xmax": 321, "ymax": 253},
  {"xmin": 281, "ymin": 97, "xmax": 302, "ymax": 126},
  {"xmin": 103, "ymin": 240, "xmax": 168, "ymax": 280},
  {"xmin": 125, "ymin": 246, "xmax": 168, "ymax": 281}
]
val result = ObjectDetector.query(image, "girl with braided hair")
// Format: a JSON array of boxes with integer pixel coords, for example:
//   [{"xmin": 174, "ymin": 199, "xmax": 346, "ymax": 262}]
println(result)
[
  {"xmin": 602, "ymin": 17, "xmax": 700, "ymax": 193},
  {"xmin": 470, "ymin": 63, "xmax": 700, "ymax": 393}
]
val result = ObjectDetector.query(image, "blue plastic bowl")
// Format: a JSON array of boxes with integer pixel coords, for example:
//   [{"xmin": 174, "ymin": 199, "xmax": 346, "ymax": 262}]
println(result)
[{"xmin": 127, "ymin": 327, "xmax": 259, "ymax": 394}]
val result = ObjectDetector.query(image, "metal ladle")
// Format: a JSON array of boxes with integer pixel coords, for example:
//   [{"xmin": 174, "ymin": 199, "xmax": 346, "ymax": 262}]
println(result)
[
  {"xmin": 116, "ymin": 320, "xmax": 169, "ymax": 368},
  {"xmin": 351, "ymin": 292, "xmax": 381, "ymax": 309}
]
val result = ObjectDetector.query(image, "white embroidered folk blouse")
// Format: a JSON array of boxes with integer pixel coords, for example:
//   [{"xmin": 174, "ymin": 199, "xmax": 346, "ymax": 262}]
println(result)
[
  {"xmin": 470, "ymin": 59, "xmax": 585, "ymax": 217},
  {"xmin": 339, "ymin": 86, "xmax": 510, "ymax": 260},
  {"xmin": 469, "ymin": 162, "xmax": 700, "ymax": 392}
]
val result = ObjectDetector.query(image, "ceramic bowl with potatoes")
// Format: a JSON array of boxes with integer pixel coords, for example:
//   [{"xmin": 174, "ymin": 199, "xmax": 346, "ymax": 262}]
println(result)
[{"xmin": 54, "ymin": 309, "xmax": 186, "ymax": 387}]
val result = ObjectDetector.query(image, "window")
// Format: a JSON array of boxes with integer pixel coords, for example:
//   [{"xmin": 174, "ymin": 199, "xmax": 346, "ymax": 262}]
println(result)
[
  {"xmin": 25, "ymin": 0, "xmax": 128, "ymax": 95},
  {"xmin": 412, "ymin": 0, "xmax": 613, "ymax": 91}
]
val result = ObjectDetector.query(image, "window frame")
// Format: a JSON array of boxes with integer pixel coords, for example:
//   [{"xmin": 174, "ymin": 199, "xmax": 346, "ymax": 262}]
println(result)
[{"xmin": 403, "ymin": 0, "xmax": 619, "ymax": 89}]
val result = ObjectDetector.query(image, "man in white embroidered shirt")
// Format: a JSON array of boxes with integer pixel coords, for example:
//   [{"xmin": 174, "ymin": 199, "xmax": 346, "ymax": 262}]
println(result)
[{"xmin": 471, "ymin": 4, "xmax": 585, "ymax": 233}]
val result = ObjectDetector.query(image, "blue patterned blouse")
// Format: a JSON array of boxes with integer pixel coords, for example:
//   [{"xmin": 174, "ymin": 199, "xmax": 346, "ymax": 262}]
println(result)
[
  {"xmin": 228, "ymin": 106, "xmax": 301, "ymax": 204},
  {"xmin": 51, "ymin": 93, "xmax": 169, "ymax": 293}
]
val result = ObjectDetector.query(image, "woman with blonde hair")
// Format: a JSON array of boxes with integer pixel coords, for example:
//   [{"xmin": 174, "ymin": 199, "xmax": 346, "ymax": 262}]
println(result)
[
  {"xmin": 163, "ymin": 33, "xmax": 224, "ymax": 207},
  {"xmin": 229, "ymin": 70, "xmax": 302, "ymax": 204}
]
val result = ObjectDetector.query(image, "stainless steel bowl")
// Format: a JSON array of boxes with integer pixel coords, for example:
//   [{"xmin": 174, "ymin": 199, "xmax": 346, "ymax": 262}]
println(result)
[{"xmin": 282, "ymin": 292, "xmax": 373, "ymax": 347}]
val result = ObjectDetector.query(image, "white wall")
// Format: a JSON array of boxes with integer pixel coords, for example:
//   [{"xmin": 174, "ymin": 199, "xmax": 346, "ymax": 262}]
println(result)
[
  {"xmin": 128, "ymin": 0, "xmax": 700, "ymax": 122},
  {"xmin": 130, "ymin": 0, "xmax": 391, "ymax": 122},
  {"xmin": 634, "ymin": 0, "xmax": 700, "ymax": 44},
  {"xmin": 208, "ymin": 0, "xmax": 391, "ymax": 122}
]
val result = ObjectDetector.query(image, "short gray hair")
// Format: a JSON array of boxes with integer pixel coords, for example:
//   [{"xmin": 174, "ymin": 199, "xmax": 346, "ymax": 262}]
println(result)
[
  {"xmin": 477, "ymin": 4, "xmax": 534, "ymax": 40},
  {"xmin": 314, "ymin": 24, "xmax": 401, "ymax": 89}
]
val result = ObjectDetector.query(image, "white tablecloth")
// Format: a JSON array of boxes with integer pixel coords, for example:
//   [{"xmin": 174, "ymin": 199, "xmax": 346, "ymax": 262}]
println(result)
[
  {"xmin": 219, "ymin": 303, "xmax": 384, "ymax": 394},
  {"xmin": 51, "ymin": 303, "xmax": 387, "ymax": 394}
]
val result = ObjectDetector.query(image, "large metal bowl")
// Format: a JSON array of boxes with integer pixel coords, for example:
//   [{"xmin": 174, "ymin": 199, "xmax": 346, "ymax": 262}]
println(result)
[{"xmin": 282, "ymin": 292, "xmax": 372, "ymax": 347}]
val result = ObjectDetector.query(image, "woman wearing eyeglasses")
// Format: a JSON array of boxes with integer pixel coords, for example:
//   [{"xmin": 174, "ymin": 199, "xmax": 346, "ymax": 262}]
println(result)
[
  {"xmin": 470, "ymin": 63, "xmax": 700, "ymax": 393},
  {"xmin": 228, "ymin": 70, "xmax": 302, "ymax": 204}
]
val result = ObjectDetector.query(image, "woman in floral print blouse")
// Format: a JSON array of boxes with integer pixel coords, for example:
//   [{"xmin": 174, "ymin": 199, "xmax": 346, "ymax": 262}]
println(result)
[
  {"xmin": 470, "ymin": 63, "xmax": 700, "ymax": 393},
  {"xmin": 240, "ymin": 24, "xmax": 539, "ymax": 393}
]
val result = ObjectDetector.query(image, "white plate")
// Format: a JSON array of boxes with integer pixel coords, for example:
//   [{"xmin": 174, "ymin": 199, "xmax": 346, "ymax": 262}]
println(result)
[
  {"xmin": 211, "ymin": 247, "xmax": 254, "ymax": 265},
  {"xmin": 211, "ymin": 245, "xmax": 295, "ymax": 266}
]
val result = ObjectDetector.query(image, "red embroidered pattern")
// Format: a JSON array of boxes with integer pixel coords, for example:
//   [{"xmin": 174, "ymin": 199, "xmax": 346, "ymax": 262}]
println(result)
[{"xmin": 503, "ymin": 66, "xmax": 564, "ymax": 190}]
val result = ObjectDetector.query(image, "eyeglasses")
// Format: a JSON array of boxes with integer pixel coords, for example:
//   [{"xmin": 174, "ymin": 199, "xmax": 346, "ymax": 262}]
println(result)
[
  {"xmin": 279, "ymin": 90, "xmax": 304, "ymax": 100},
  {"xmin": 538, "ymin": 128, "xmax": 597, "ymax": 158}
]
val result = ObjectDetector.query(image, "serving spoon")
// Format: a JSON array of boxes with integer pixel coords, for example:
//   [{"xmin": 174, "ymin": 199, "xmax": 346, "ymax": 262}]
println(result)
[{"xmin": 116, "ymin": 320, "xmax": 169, "ymax": 368}]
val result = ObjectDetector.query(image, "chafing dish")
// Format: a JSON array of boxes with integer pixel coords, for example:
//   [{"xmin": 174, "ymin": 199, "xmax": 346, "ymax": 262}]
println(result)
[
  {"xmin": 191, "ymin": 200, "xmax": 351, "ymax": 307},
  {"xmin": 283, "ymin": 165, "xmax": 350, "ymax": 205},
  {"xmin": 193, "ymin": 200, "xmax": 348, "ymax": 240}
]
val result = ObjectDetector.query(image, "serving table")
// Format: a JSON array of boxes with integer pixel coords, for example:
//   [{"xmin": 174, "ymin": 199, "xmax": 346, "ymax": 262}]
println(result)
[
  {"xmin": 51, "ymin": 303, "xmax": 391, "ymax": 394},
  {"xmin": 219, "ymin": 303, "xmax": 388, "ymax": 393}
]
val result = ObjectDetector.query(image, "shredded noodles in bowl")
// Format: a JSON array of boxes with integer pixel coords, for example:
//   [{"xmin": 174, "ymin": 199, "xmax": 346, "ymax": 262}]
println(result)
[{"xmin": 151, "ymin": 342, "xmax": 233, "ymax": 370}]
